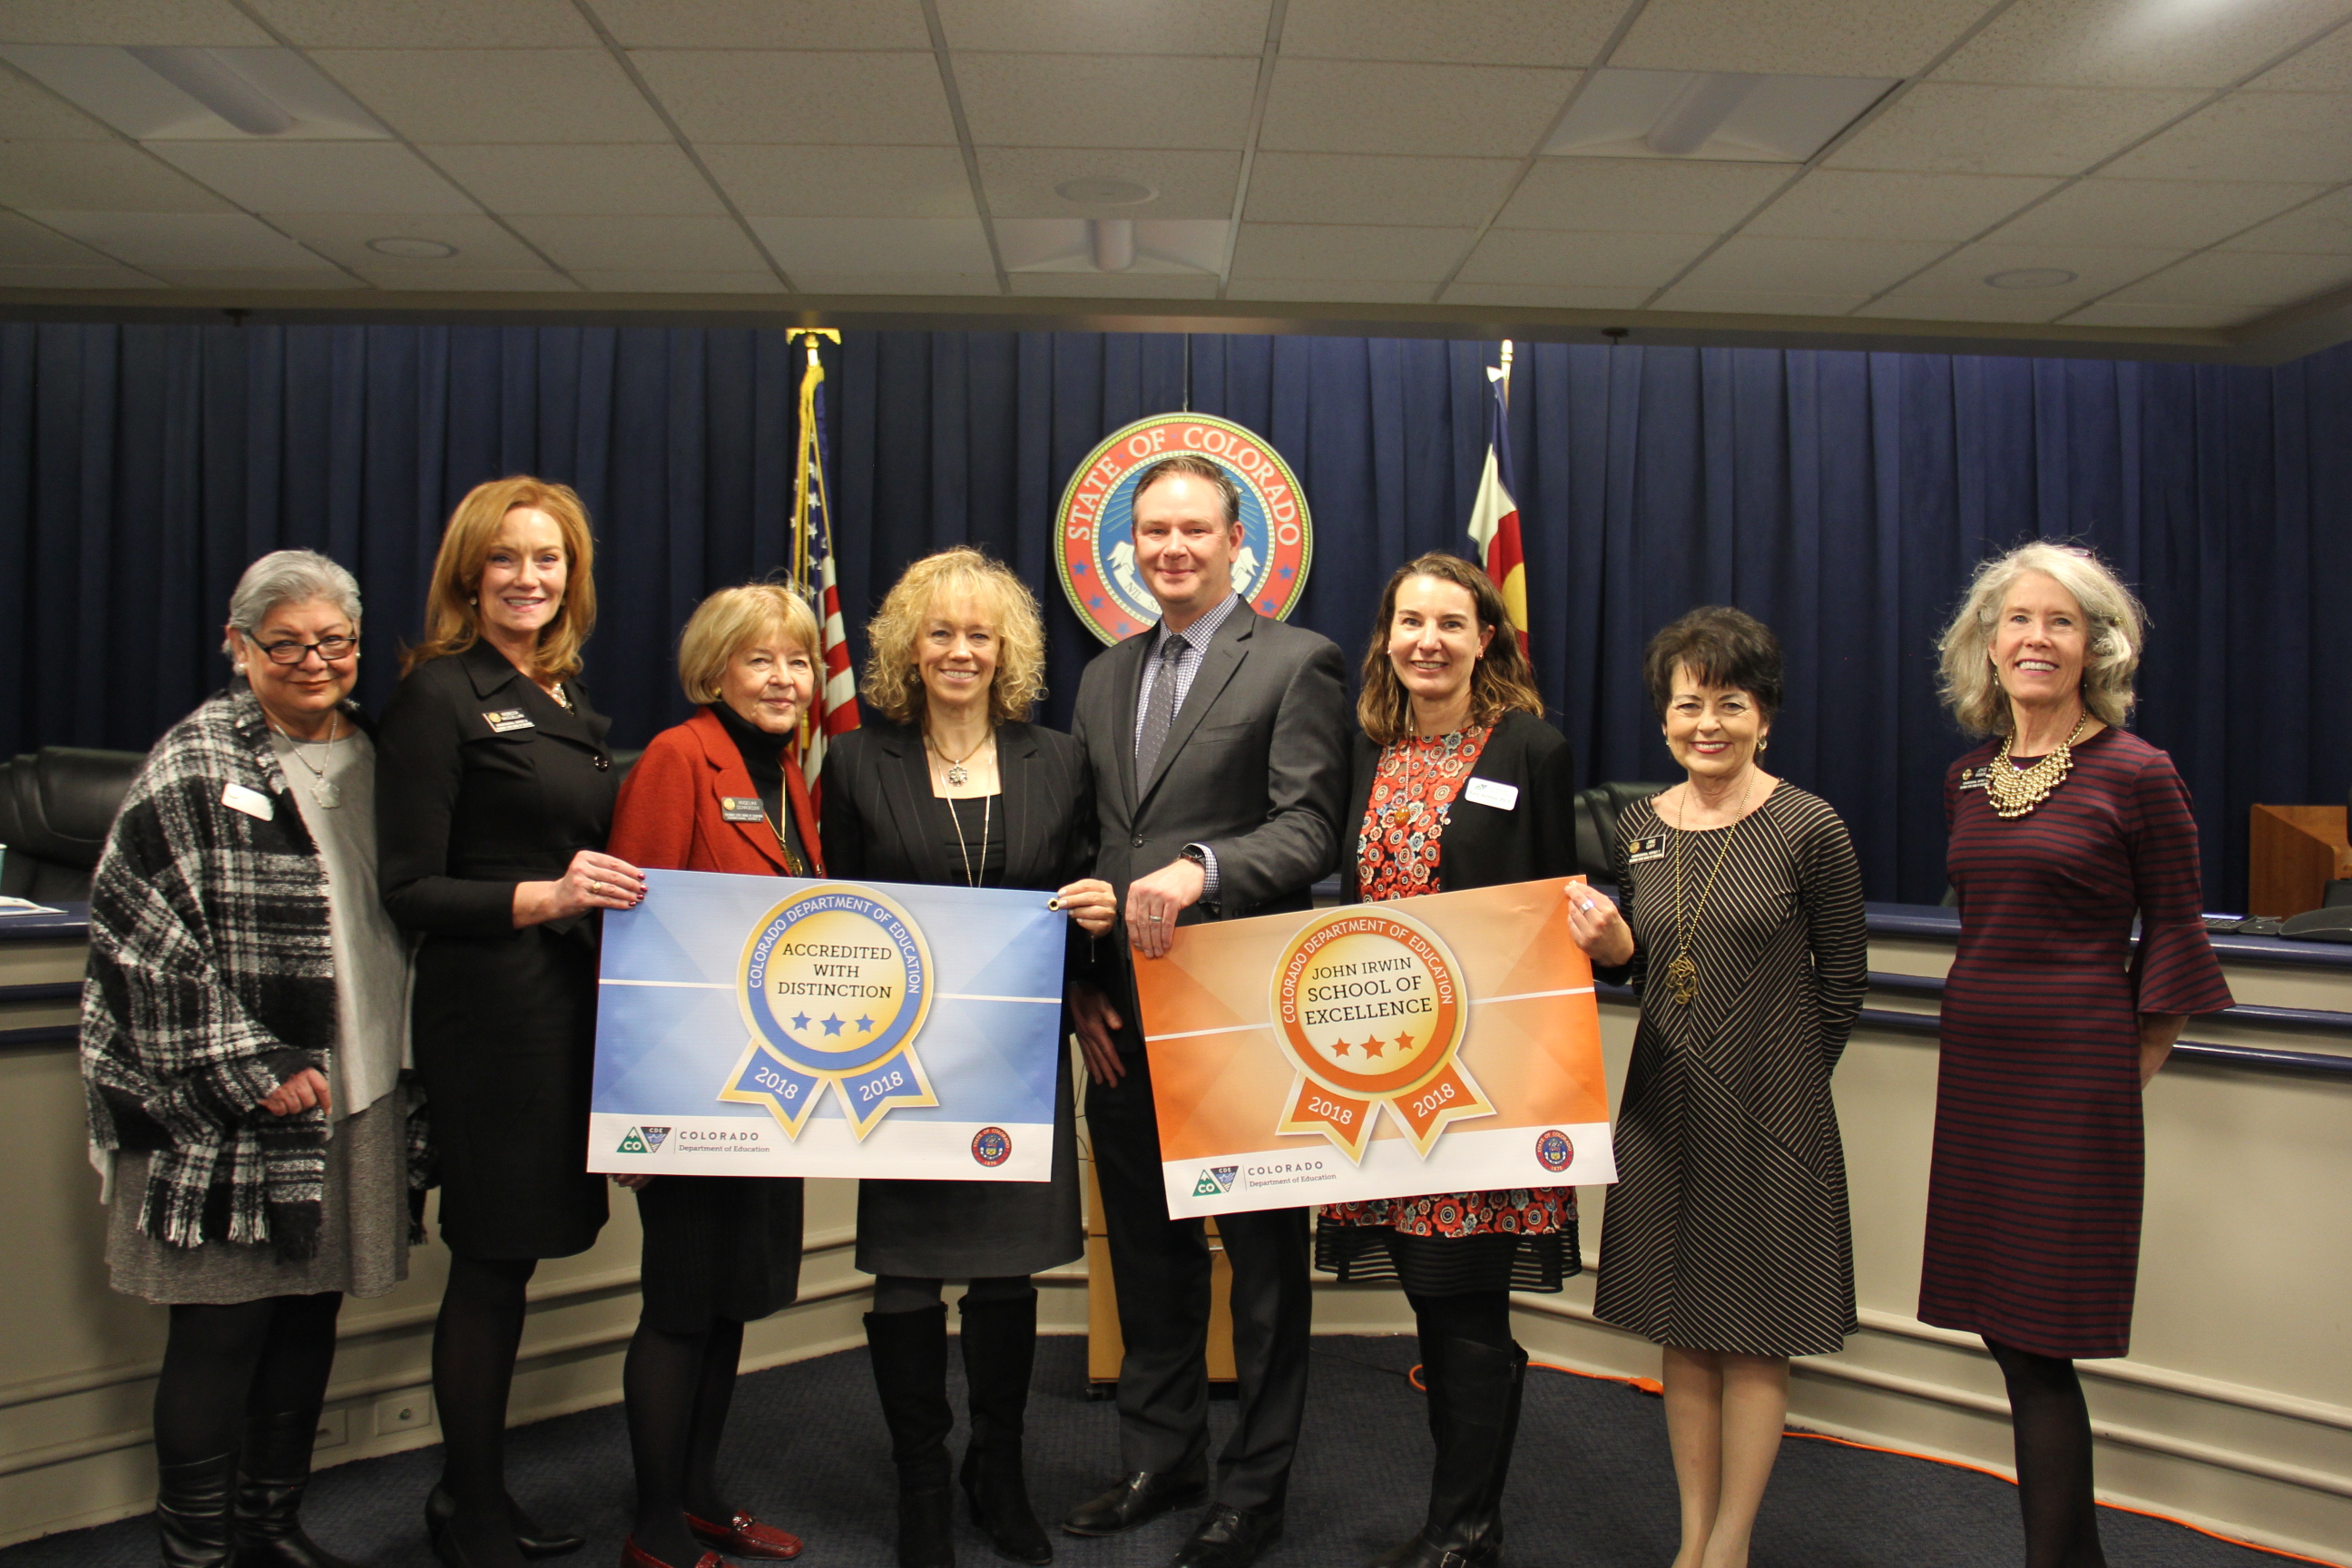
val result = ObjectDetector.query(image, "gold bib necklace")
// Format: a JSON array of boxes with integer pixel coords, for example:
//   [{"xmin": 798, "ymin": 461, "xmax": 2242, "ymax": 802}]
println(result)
[{"xmin": 1985, "ymin": 710, "xmax": 2092, "ymax": 819}]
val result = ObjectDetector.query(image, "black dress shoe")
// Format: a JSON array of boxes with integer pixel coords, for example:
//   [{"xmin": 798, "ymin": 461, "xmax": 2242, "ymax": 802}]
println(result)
[
  {"xmin": 1060, "ymin": 1470, "xmax": 1208, "ymax": 1537},
  {"xmin": 1170, "ymin": 1505, "xmax": 1283, "ymax": 1568},
  {"xmin": 428, "ymin": 1485, "xmax": 586, "ymax": 1561}
]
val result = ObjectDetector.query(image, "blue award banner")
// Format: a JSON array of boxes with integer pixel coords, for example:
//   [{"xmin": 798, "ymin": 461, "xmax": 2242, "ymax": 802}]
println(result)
[{"xmin": 590, "ymin": 869, "xmax": 1066, "ymax": 1181}]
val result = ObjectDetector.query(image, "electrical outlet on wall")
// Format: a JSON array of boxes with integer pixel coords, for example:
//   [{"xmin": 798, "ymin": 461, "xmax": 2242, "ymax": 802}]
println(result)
[
  {"xmin": 373, "ymin": 1392, "xmax": 435, "ymax": 1437},
  {"xmin": 313, "ymin": 1407, "xmax": 348, "ymax": 1451}
]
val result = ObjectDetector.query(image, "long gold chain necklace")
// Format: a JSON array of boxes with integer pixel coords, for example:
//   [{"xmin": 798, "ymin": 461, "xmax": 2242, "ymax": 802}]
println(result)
[
  {"xmin": 1661, "ymin": 771, "xmax": 1757, "ymax": 1009},
  {"xmin": 926, "ymin": 729, "xmax": 992, "ymax": 788},
  {"xmin": 945, "ymin": 793, "xmax": 992, "ymax": 888},
  {"xmin": 1985, "ymin": 709, "xmax": 2092, "ymax": 819},
  {"xmin": 760, "ymin": 806, "xmax": 807, "ymax": 877}
]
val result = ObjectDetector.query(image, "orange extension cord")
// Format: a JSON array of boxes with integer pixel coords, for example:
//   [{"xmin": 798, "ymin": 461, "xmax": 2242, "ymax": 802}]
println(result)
[{"xmin": 1392, "ymin": 1358, "xmax": 2339, "ymax": 1566}]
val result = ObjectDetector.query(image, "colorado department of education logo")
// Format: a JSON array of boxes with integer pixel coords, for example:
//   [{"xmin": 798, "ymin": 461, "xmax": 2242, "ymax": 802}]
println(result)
[
  {"xmin": 719, "ymin": 884, "xmax": 937, "ymax": 1140},
  {"xmin": 1054, "ymin": 414, "xmax": 1313, "ymax": 645},
  {"xmin": 1192, "ymin": 1165, "xmax": 1240, "ymax": 1198},
  {"xmin": 1270, "ymin": 906, "xmax": 1494, "ymax": 1162}
]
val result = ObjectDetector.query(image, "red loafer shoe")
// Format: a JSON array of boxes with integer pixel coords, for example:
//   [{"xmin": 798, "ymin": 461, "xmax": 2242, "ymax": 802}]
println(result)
[
  {"xmin": 620, "ymin": 1539, "xmax": 722, "ymax": 1568},
  {"xmin": 684, "ymin": 1514, "xmax": 803, "ymax": 1561}
]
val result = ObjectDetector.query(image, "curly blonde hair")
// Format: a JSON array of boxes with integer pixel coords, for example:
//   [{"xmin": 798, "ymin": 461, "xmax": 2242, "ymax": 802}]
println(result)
[
  {"xmin": 402, "ymin": 476, "xmax": 597, "ymax": 680},
  {"xmin": 1937, "ymin": 541, "xmax": 2146, "ymax": 738},
  {"xmin": 860, "ymin": 547, "xmax": 1046, "ymax": 726}
]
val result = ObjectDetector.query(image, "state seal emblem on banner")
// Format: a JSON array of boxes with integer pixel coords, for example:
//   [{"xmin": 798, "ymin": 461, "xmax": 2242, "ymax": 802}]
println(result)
[
  {"xmin": 720, "ymin": 884, "xmax": 938, "ymax": 1139},
  {"xmin": 1269, "ymin": 906, "xmax": 1495, "ymax": 1161},
  {"xmin": 1054, "ymin": 413, "xmax": 1313, "ymax": 645}
]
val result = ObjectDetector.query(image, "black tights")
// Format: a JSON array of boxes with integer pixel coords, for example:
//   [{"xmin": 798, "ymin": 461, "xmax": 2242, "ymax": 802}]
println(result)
[
  {"xmin": 153, "ymin": 1293, "xmax": 343, "ymax": 1468},
  {"xmin": 623, "ymin": 1315, "xmax": 746, "ymax": 1565},
  {"xmin": 869, "ymin": 1274, "xmax": 1033, "ymax": 1316},
  {"xmin": 432, "ymin": 1255, "xmax": 537, "ymax": 1568},
  {"xmin": 1988, "ymin": 1339, "xmax": 2107, "ymax": 1568},
  {"xmin": 1406, "ymin": 1289, "xmax": 1514, "ymax": 1355}
]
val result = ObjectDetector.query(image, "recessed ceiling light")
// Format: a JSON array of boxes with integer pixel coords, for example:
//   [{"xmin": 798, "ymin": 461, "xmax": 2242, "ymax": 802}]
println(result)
[
  {"xmin": 0, "ymin": 44, "xmax": 388, "ymax": 140},
  {"xmin": 1056, "ymin": 178, "xmax": 1155, "ymax": 205},
  {"xmin": 1985, "ymin": 268, "xmax": 2077, "ymax": 289},
  {"xmin": 1547, "ymin": 69, "xmax": 1896, "ymax": 162},
  {"xmin": 368, "ymin": 237, "xmax": 458, "ymax": 259}
]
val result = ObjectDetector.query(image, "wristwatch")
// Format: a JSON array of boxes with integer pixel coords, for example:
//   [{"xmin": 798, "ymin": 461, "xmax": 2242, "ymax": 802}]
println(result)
[{"xmin": 1178, "ymin": 845, "xmax": 1210, "ymax": 871}]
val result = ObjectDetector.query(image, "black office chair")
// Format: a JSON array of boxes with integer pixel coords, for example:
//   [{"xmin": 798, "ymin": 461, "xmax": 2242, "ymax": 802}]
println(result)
[
  {"xmin": 1572, "ymin": 781, "xmax": 1673, "ymax": 886},
  {"xmin": 0, "ymin": 747, "xmax": 146, "ymax": 902}
]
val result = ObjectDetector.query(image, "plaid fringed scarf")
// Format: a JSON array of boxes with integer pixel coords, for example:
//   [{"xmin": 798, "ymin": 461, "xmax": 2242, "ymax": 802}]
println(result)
[{"xmin": 81, "ymin": 684, "xmax": 378, "ymax": 1260}]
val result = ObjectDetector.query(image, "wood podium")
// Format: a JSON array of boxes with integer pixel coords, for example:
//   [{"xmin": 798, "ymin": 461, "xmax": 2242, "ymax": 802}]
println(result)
[{"xmin": 2248, "ymin": 805, "xmax": 2352, "ymax": 917}]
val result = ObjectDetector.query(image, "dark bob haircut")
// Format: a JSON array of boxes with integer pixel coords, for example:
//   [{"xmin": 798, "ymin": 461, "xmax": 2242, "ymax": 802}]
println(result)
[{"xmin": 1642, "ymin": 605, "xmax": 1784, "ymax": 720}]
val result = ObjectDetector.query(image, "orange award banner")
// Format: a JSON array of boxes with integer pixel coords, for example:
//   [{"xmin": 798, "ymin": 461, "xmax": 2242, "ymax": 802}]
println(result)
[{"xmin": 1132, "ymin": 877, "xmax": 1615, "ymax": 1217}]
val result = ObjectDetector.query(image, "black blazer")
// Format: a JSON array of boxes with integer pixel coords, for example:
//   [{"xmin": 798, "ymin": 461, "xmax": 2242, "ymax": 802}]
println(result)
[
  {"xmin": 1339, "ymin": 708, "xmax": 1578, "ymax": 900},
  {"xmin": 376, "ymin": 640, "xmax": 618, "ymax": 940},
  {"xmin": 820, "ymin": 719, "xmax": 1096, "ymax": 897}
]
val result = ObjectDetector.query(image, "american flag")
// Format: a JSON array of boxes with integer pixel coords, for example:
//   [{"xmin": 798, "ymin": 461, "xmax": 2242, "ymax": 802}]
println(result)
[{"xmin": 791, "ymin": 333, "xmax": 858, "ymax": 802}]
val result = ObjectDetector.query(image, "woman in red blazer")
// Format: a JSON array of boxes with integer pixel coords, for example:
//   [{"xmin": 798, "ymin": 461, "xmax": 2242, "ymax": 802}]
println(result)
[{"xmin": 606, "ymin": 584, "xmax": 826, "ymax": 1568}]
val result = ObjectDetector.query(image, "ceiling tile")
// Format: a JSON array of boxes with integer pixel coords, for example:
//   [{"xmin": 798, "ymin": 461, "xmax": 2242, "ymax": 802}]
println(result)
[
  {"xmin": 349, "ymin": 264, "xmax": 577, "ymax": 290},
  {"xmin": 1745, "ymin": 171, "xmax": 2061, "ymax": 241},
  {"xmin": 1244, "ymin": 152, "xmax": 1518, "ymax": 227},
  {"xmin": 1457, "ymin": 228, "xmax": 1714, "ymax": 287},
  {"xmin": 1279, "ymin": 0, "xmax": 1620, "ymax": 66},
  {"xmin": 709, "ymin": 144, "xmax": 977, "ymax": 217},
  {"xmin": 0, "ymin": 261, "xmax": 162, "ymax": 287},
  {"xmin": 957, "ymin": 53, "xmax": 1259, "ymax": 149},
  {"xmin": 26, "ymin": 209, "xmax": 342, "ymax": 269},
  {"xmin": 1990, "ymin": 176, "xmax": 2323, "ymax": 250},
  {"xmin": 244, "ymin": 0, "xmax": 600, "ymax": 47},
  {"xmin": 1651, "ymin": 287, "xmax": 1873, "ymax": 315},
  {"xmin": 1886, "ymin": 240, "xmax": 2185, "ymax": 301},
  {"xmin": 1850, "ymin": 292, "xmax": 2075, "ymax": 323},
  {"xmin": 152, "ymin": 142, "xmax": 478, "ymax": 215},
  {"xmin": 2099, "ymin": 92, "xmax": 2352, "ymax": 183},
  {"xmin": 1006, "ymin": 272, "xmax": 1222, "ymax": 297},
  {"xmin": 2247, "ymin": 21, "xmax": 2352, "ymax": 91},
  {"xmin": 588, "ymin": 0, "xmax": 931, "ymax": 49},
  {"xmin": 1221, "ymin": 277, "xmax": 1442, "ymax": 301},
  {"xmin": 1227, "ymin": 220, "xmax": 1472, "ymax": 281},
  {"xmin": 144, "ymin": 267, "xmax": 364, "ymax": 289},
  {"xmin": 2221, "ymin": 188, "xmax": 2352, "ymax": 253},
  {"xmin": 311, "ymin": 49, "xmax": 672, "ymax": 142},
  {"xmin": 266, "ymin": 212, "xmax": 551, "ymax": 270},
  {"xmin": 1612, "ymin": 0, "xmax": 1989, "ymax": 77},
  {"xmin": 1824, "ymin": 83, "xmax": 2209, "ymax": 175},
  {"xmin": 631, "ymin": 50, "xmax": 956, "ymax": 143},
  {"xmin": 1936, "ymin": 0, "xmax": 2352, "ymax": 89},
  {"xmin": 1439, "ymin": 280, "xmax": 1657, "ymax": 309},
  {"xmin": 0, "ymin": 142, "xmax": 233, "ymax": 211},
  {"xmin": 792, "ymin": 270, "xmax": 1002, "ymax": 295},
  {"xmin": 0, "ymin": 210, "xmax": 109, "ymax": 264},
  {"xmin": 1676, "ymin": 234, "xmax": 1953, "ymax": 293},
  {"xmin": 1496, "ymin": 158, "xmax": 1787, "ymax": 231},
  {"xmin": 506, "ymin": 212, "xmax": 772, "ymax": 271},
  {"xmin": 936, "ymin": 0, "xmax": 1269, "ymax": 55},
  {"xmin": 2062, "ymin": 299, "xmax": 2267, "ymax": 328},
  {"xmin": 571, "ymin": 269, "xmax": 785, "ymax": 291},
  {"xmin": 0, "ymin": 70, "xmax": 114, "ymax": 138},
  {"xmin": 744, "ymin": 214, "xmax": 995, "ymax": 275},
  {"xmin": 977, "ymin": 147, "xmax": 1237, "ymax": 218},
  {"xmin": 2105, "ymin": 249, "xmax": 2352, "ymax": 305},
  {"xmin": 0, "ymin": 2, "xmax": 270, "ymax": 46},
  {"xmin": 424, "ymin": 143, "xmax": 726, "ymax": 215},
  {"xmin": 1259, "ymin": 60, "xmax": 1575, "ymax": 158}
]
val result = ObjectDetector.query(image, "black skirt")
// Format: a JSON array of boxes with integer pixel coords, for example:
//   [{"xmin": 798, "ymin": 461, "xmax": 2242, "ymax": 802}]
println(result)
[
  {"xmin": 634, "ymin": 1175, "xmax": 805, "ymax": 1333},
  {"xmin": 1315, "ymin": 1220, "xmax": 1576, "ymax": 1296}
]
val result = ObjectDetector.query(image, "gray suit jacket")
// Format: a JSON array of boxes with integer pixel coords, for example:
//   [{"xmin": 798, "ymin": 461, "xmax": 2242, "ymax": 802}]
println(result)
[{"xmin": 1071, "ymin": 600, "xmax": 1351, "ymax": 1018}]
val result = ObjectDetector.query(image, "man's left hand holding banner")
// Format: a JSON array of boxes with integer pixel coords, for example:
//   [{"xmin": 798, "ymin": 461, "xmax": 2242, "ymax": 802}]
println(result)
[{"xmin": 590, "ymin": 868, "xmax": 1064, "ymax": 1181}]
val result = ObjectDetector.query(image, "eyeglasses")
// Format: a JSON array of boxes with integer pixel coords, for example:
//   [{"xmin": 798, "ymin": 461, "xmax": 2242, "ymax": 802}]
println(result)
[{"xmin": 244, "ymin": 632, "xmax": 358, "ymax": 665}]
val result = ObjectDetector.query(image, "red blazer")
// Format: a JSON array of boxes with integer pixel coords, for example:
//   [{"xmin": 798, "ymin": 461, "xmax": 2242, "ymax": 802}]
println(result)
[{"xmin": 608, "ymin": 706, "xmax": 824, "ymax": 877}]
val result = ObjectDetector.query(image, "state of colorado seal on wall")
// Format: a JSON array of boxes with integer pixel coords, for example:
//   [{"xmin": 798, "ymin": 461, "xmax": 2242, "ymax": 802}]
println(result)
[{"xmin": 1054, "ymin": 414, "xmax": 1313, "ymax": 645}]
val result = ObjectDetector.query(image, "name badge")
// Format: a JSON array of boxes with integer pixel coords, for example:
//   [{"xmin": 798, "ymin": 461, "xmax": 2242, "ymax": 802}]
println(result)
[
  {"xmin": 1956, "ymin": 765, "xmax": 1990, "ymax": 792},
  {"xmin": 1462, "ymin": 777, "xmax": 1519, "ymax": 812},
  {"xmin": 720, "ymin": 797, "xmax": 765, "ymax": 823},
  {"xmin": 1626, "ymin": 833, "xmax": 1667, "ymax": 864},
  {"xmin": 483, "ymin": 709, "xmax": 534, "ymax": 733},
  {"xmin": 221, "ymin": 782, "xmax": 274, "ymax": 821}
]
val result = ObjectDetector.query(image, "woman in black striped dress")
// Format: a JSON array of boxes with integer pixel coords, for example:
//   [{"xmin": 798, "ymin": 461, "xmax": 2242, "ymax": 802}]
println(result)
[
  {"xmin": 1566, "ymin": 607, "xmax": 1866, "ymax": 1568},
  {"xmin": 1925, "ymin": 544, "xmax": 2229, "ymax": 1568}
]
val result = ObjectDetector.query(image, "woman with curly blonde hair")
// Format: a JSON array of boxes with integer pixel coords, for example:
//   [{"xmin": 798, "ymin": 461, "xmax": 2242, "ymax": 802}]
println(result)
[{"xmin": 822, "ymin": 546, "xmax": 1113, "ymax": 1568}]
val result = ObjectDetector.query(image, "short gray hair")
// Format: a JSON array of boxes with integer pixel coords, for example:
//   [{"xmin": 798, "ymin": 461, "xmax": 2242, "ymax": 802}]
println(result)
[
  {"xmin": 221, "ymin": 549, "xmax": 363, "ymax": 662},
  {"xmin": 1937, "ymin": 541, "xmax": 2146, "ymax": 738}
]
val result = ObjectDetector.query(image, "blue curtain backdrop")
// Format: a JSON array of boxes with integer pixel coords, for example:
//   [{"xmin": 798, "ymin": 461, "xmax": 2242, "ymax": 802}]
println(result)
[{"xmin": 2, "ymin": 321, "xmax": 2344, "ymax": 908}]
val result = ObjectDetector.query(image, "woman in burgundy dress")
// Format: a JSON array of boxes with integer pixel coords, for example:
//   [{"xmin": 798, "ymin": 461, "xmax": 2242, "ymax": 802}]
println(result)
[
  {"xmin": 1926, "ymin": 543, "xmax": 2230, "ymax": 1568},
  {"xmin": 1317, "ymin": 554, "xmax": 1577, "ymax": 1568}
]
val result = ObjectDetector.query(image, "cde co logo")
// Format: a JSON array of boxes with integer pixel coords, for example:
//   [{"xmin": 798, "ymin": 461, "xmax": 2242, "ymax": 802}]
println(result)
[
  {"xmin": 616, "ymin": 1125, "xmax": 671, "ymax": 1155},
  {"xmin": 1055, "ymin": 414, "xmax": 1313, "ymax": 645},
  {"xmin": 1192, "ymin": 1165, "xmax": 1240, "ymax": 1198}
]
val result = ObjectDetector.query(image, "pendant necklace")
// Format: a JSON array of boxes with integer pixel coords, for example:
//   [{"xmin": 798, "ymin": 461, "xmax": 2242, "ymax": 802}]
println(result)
[
  {"xmin": 1985, "ymin": 709, "xmax": 2092, "ymax": 819},
  {"xmin": 273, "ymin": 711, "xmax": 347, "ymax": 809},
  {"xmin": 1662, "ymin": 770, "xmax": 1757, "ymax": 1009},
  {"xmin": 761, "ymin": 808, "xmax": 807, "ymax": 877},
  {"xmin": 926, "ymin": 729, "xmax": 993, "ymax": 788}
]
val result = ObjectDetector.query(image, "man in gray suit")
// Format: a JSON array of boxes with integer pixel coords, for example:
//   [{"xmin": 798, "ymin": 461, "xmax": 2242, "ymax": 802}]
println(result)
[{"xmin": 1062, "ymin": 455, "xmax": 1350, "ymax": 1568}]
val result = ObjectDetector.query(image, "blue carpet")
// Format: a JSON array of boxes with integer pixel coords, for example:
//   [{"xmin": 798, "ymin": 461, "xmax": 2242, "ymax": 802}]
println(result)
[{"xmin": 4, "ymin": 1336, "xmax": 2290, "ymax": 1567}]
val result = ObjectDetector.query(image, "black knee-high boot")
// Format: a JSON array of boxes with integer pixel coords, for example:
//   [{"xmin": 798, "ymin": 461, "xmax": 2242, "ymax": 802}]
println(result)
[
  {"xmin": 1372, "ymin": 1337, "xmax": 1525, "ymax": 1568},
  {"xmin": 866, "ymin": 1306, "xmax": 956, "ymax": 1568},
  {"xmin": 956, "ymin": 1294, "xmax": 1050, "ymax": 1565},
  {"xmin": 156, "ymin": 1452, "xmax": 241, "ymax": 1568},
  {"xmin": 234, "ymin": 1407, "xmax": 360, "ymax": 1568}
]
